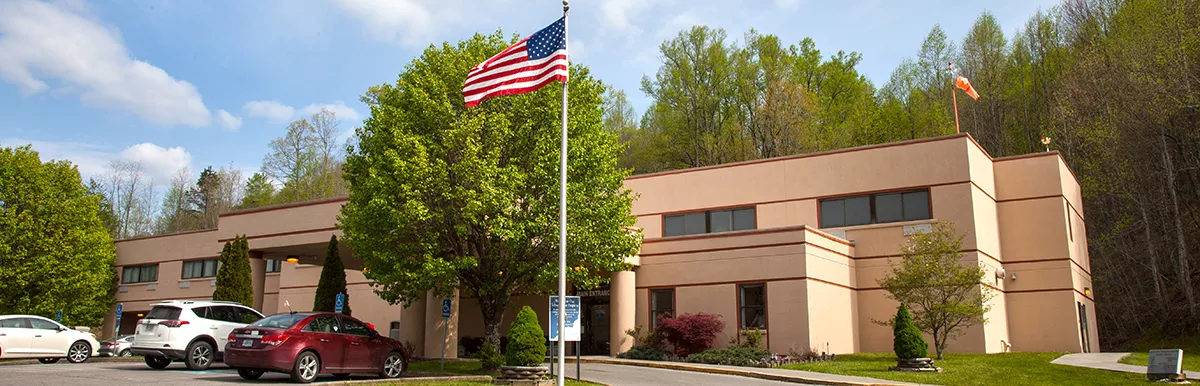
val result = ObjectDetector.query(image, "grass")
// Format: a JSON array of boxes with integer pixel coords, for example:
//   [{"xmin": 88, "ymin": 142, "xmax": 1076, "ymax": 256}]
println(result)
[
  {"xmin": 781, "ymin": 352, "xmax": 1145, "ymax": 385},
  {"xmin": 1119, "ymin": 329, "xmax": 1200, "ymax": 372},
  {"xmin": 1120, "ymin": 352, "xmax": 1200, "ymax": 372},
  {"xmin": 405, "ymin": 359, "xmax": 596, "ymax": 385}
]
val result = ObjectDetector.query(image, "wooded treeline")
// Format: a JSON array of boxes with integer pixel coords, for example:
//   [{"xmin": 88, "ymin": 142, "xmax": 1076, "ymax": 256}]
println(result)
[
  {"xmin": 606, "ymin": 0, "xmax": 1199, "ymax": 349},
  {"xmin": 91, "ymin": 108, "xmax": 351, "ymax": 239}
]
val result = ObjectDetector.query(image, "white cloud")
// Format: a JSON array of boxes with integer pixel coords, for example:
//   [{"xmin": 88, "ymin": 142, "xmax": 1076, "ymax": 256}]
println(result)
[
  {"xmin": 332, "ymin": 0, "xmax": 437, "ymax": 45},
  {"xmin": 300, "ymin": 100, "xmax": 360, "ymax": 122},
  {"xmin": 215, "ymin": 109, "xmax": 243, "ymax": 131},
  {"xmin": 117, "ymin": 143, "xmax": 192, "ymax": 183},
  {"xmin": 0, "ymin": 0, "xmax": 211, "ymax": 127},
  {"xmin": 599, "ymin": 0, "xmax": 652, "ymax": 34},
  {"xmin": 242, "ymin": 100, "xmax": 296, "ymax": 123}
]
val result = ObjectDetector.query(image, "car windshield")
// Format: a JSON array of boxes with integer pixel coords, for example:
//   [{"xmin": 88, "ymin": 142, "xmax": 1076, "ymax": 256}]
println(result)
[{"xmin": 249, "ymin": 313, "xmax": 309, "ymax": 329}]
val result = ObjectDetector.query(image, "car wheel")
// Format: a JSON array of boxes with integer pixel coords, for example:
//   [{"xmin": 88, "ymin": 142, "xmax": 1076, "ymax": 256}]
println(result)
[
  {"xmin": 290, "ymin": 351, "xmax": 320, "ymax": 383},
  {"xmin": 184, "ymin": 341, "xmax": 214, "ymax": 370},
  {"xmin": 67, "ymin": 341, "xmax": 91, "ymax": 363},
  {"xmin": 237, "ymin": 368, "xmax": 265, "ymax": 380},
  {"xmin": 379, "ymin": 351, "xmax": 406, "ymax": 379},
  {"xmin": 38, "ymin": 358, "xmax": 61, "ymax": 364},
  {"xmin": 145, "ymin": 356, "xmax": 171, "ymax": 369},
  {"xmin": 119, "ymin": 349, "xmax": 132, "ymax": 357}
]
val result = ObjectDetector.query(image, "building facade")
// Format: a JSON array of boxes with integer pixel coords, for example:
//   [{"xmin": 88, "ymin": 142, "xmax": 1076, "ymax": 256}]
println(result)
[{"xmin": 102, "ymin": 133, "xmax": 1099, "ymax": 358}]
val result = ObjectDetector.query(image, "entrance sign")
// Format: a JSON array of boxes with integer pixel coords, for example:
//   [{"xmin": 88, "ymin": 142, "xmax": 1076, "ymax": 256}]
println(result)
[
  {"xmin": 1148, "ymin": 349, "xmax": 1184, "ymax": 381},
  {"xmin": 548, "ymin": 296, "xmax": 581, "ymax": 341},
  {"xmin": 334, "ymin": 293, "xmax": 345, "ymax": 313}
]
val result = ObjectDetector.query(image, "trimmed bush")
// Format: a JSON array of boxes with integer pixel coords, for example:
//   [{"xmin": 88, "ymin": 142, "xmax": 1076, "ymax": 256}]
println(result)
[
  {"xmin": 313, "ymin": 235, "xmax": 351, "ymax": 315},
  {"xmin": 687, "ymin": 347, "xmax": 771, "ymax": 367},
  {"xmin": 213, "ymin": 236, "xmax": 254, "ymax": 307},
  {"xmin": 505, "ymin": 306, "xmax": 546, "ymax": 366},
  {"xmin": 656, "ymin": 313, "xmax": 725, "ymax": 357},
  {"xmin": 893, "ymin": 304, "xmax": 928, "ymax": 359},
  {"xmin": 476, "ymin": 343, "xmax": 503, "ymax": 370},
  {"xmin": 617, "ymin": 346, "xmax": 669, "ymax": 361},
  {"xmin": 741, "ymin": 328, "xmax": 764, "ymax": 349}
]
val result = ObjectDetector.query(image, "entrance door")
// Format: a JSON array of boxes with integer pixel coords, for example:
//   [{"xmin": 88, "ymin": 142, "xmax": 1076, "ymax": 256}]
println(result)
[{"xmin": 581, "ymin": 303, "xmax": 610, "ymax": 355}]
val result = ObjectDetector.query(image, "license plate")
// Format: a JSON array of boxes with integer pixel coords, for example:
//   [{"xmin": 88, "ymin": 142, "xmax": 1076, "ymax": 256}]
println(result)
[{"xmin": 242, "ymin": 339, "xmax": 253, "ymax": 347}]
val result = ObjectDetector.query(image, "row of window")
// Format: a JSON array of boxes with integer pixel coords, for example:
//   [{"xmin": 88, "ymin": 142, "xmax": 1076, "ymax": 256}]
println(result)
[
  {"xmin": 661, "ymin": 189, "xmax": 932, "ymax": 238},
  {"xmin": 649, "ymin": 283, "xmax": 767, "ymax": 330},
  {"xmin": 121, "ymin": 259, "xmax": 284, "ymax": 284}
]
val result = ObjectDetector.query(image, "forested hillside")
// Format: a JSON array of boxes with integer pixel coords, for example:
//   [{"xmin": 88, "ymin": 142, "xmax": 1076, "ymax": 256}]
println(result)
[{"xmin": 604, "ymin": 0, "xmax": 1199, "ymax": 349}]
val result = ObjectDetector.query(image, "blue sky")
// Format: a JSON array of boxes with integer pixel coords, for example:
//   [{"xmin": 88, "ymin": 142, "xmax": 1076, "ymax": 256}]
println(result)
[{"xmin": 0, "ymin": 0, "xmax": 1058, "ymax": 189}]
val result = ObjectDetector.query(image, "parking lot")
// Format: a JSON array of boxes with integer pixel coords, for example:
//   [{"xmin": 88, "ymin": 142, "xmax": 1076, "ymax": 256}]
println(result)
[{"xmin": 0, "ymin": 360, "xmax": 408, "ymax": 385}]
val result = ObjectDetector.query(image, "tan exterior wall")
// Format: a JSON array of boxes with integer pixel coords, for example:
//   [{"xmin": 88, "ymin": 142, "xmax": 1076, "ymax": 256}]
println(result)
[{"xmin": 102, "ymin": 134, "xmax": 1097, "ymax": 356}]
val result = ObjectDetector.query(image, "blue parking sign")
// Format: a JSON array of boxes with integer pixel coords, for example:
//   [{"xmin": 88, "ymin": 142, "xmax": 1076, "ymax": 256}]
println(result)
[
  {"xmin": 56, "ymin": 310, "xmax": 62, "ymax": 323},
  {"xmin": 334, "ymin": 293, "xmax": 345, "ymax": 313},
  {"xmin": 441, "ymin": 298, "xmax": 452, "ymax": 318},
  {"xmin": 116, "ymin": 303, "xmax": 123, "ymax": 315}
]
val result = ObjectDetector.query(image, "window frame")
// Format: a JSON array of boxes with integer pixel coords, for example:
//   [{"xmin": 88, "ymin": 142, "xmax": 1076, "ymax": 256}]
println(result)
[
  {"xmin": 182, "ymin": 259, "xmax": 220, "ymax": 280},
  {"xmin": 649, "ymin": 288, "xmax": 675, "ymax": 328},
  {"xmin": 818, "ymin": 189, "xmax": 932, "ymax": 228},
  {"xmin": 737, "ymin": 283, "xmax": 767, "ymax": 330},
  {"xmin": 122, "ymin": 264, "xmax": 159, "ymax": 284},
  {"xmin": 265, "ymin": 259, "xmax": 282, "ymax": 273},
  {"xmin": 663, "ymin": 207, "xmax": 757, "ymax": 237}
]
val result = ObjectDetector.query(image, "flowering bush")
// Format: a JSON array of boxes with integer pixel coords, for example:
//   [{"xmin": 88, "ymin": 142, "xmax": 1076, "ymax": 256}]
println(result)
[{"xmin": 656, "ymin": 313, "xmax": 725, "ymax": 357}]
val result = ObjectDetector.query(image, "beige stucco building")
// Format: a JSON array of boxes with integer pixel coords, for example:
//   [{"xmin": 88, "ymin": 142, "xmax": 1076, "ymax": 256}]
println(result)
[{"xmin": 102, "ymin": 133, "xmax": 1099, "ymax": 358}]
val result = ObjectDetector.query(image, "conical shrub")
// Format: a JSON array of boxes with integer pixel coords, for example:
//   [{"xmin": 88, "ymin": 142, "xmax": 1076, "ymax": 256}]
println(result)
[
  {"xmin": 893, "ymin": 304, "xmax": 928, "ymax": 359},
  {"xmin": 505, "ymin": 306, "xmax": 546, "ymax": 366}
]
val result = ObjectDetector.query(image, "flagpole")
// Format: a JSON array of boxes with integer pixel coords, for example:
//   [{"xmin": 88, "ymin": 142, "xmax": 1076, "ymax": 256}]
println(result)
[
  {"xmin": 952, "ymin": 88, "xmax": 960, "ymax": 134},
  {"xmin": 557, "ymin": 2, "xmax": 569, "ymax": 386}
]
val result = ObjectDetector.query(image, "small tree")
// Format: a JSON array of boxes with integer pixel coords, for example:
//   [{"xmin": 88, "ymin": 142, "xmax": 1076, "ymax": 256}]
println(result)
[
  {"xmin": 505, "ymin": 306, "xmax": 546, "ymax": 367},
  {"xmin": 656, "ymin": 313, "xmax": 725, "ymax": 357},
  {"xmin": 213, "ymin": 236, "xmax": 254, "ymax": 307},
  {"xmin": 892, "ymin": 304, "xmax": 928, "ymax": 359},
  {"xmin": 313, "ymin": 235, "xmax": 350, "ymax": 315},
  {"xmin": 878, "ymin": 221, "xmax": 992, "ymax": 359}
]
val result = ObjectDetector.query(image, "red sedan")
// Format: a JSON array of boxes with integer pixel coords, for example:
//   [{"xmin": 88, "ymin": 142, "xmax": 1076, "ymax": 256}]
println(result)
[{"xmin": 223, "ymin": 312, "xmax": 407, "ymax": 383}]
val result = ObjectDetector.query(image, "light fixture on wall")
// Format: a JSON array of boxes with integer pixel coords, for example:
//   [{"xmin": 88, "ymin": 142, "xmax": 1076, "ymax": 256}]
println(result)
[
  {"xmin": 1084, "ymin": 287, "xmax": 1092, "ymax": 296},
  {"xmin": 286, "ymin": 255, "xmax": 299, "ymax": 264},
  {"xmin": 1010, "ymin": 272, "xmax": 1017, "ymax": 281}
]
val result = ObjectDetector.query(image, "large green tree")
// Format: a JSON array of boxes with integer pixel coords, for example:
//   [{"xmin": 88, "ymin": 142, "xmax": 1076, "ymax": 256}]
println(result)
[
  {"xmin": 0, "ymin": 145, "xmax": 117, "ymax": 327},
  {"xmin": 213, "ymin": 236, "xmax": 254, "ymax": 307},
  {"xmin": 340, "ymin": 31, "xmax": 642, "ymax": 348},
  {"xmin": 313, "ymin": 235, "xmax": 350, "ymax": 315},
  {"xmin": 878, "ymin": 221, "xmax": 992, "ymax": 359}
]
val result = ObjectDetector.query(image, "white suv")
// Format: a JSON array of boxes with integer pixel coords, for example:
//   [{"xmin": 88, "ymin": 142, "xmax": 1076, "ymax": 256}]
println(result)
[{"xmin": 130, "ymin": 300, "xmax": 263, "ymax": 370}]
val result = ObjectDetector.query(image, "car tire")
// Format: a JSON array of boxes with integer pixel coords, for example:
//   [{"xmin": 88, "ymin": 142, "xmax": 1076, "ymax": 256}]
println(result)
[
  {"xmin": 184, "ymin": 341, "xmax": 214, "ymax": 370},
  {"xmin": 291, "ymin": 351, "xmax": 320, "ymax": 383},
  {"xmin": 379, "ymin": 351, "xmax": 406, "ymax": 379},
  {"xmin": 66, "ymin": 341, "xmax": 91, "ymax": 363},
  {"xmin": 119, "ymin": 349, "xmax": 132, "ymax": 357},
  {"xmin": 145, "ymin": 356, "xmax": 171, "ymax": 369},
  {"xmin": 38, "ymin": 357, "xmax": 61, "ymax": 364},
  {"xmin": 237, "ymin": 368, "xmax": 265, "ymax": 380}
]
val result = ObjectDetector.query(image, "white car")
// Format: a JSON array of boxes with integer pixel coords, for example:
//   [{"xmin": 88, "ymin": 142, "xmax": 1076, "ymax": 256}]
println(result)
[
  {"xmin": 0, "ymin": 315, "xmax": 100, "ymax": 364},
  {"xmin": 130, "ymin": 300, "xmax": 264, "ymax": 370}
]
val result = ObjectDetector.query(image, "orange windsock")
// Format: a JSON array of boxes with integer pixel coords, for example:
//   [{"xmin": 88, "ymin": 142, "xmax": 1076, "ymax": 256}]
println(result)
[{"xmin": 955, "ymin": 76, "xmax": 980, "ymax": 100}]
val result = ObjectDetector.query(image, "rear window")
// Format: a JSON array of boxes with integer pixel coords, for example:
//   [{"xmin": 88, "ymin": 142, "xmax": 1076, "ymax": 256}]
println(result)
[
  {"xmin": 145, "ymin": 306, "xmax": 182, "ymax": 320},
  {"xmin": 250, "ymin": 314, "xmax": 308, "ymax": 329}
]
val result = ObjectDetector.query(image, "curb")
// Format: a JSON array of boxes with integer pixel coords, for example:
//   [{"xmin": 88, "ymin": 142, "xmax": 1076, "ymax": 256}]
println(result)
[
  {"xmin": 322, "ymin": 375, "xmax": 494, "ymax": 385},
  {"xmin": 567, "ymin": 357, "xmax": 910, "ymax": 386}
]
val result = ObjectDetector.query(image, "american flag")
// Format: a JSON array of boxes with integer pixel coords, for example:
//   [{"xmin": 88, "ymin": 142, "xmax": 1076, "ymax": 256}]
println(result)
[{"xmin": 463, "ymin": 17, "xmax": 568, "ymax": 108}]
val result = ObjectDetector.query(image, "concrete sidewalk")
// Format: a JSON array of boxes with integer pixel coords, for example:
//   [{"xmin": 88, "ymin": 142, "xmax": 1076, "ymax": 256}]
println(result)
[
  {"xmin": 1051, "ymin": 353, "xmax": 1200, "ymax": 380},
  {"xmin": 566, "ymin": 356, "xmax": 922, "ymax": 386}
]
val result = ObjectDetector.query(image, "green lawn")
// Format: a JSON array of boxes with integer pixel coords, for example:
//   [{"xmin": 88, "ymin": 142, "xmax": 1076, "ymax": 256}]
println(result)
[
  {"xmin": 405, "ymin": 359, "xmax": 595, "ymax": 385},
  {"xmin": 1121, "ymin": 352, "xmax": 1200, "ymax": 372},
  {"xmin": 781, "ymin": 352, "xmax": 1145, "ymax": 385}
]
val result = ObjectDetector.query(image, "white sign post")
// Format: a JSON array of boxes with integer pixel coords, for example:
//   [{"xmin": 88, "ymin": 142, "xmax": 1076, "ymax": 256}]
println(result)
[{"xmin": 1148, "ymin": 349, "xmax": 1184, "ymax": 381}]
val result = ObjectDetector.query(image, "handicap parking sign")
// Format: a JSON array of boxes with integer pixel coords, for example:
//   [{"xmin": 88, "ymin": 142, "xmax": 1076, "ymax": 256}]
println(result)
[
  {"xmin": 334, "ymin": 293, "xmax": 345, "ymax": 313},
  {"xmin": 441, "ymin": 298, "xmax": 452, "ymax": 318}
]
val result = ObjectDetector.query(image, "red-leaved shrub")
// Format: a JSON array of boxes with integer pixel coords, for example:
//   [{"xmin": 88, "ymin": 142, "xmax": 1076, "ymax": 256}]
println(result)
[{"xmin": 655, "ymin": 313, "xmax": 726, "ymax": 357}]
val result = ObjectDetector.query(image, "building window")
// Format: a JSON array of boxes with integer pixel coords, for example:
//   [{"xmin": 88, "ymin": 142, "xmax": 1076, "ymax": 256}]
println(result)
[
  {"xmin": 819, "ymin": 190, "xmax": 930, "ymax": 228},
  {"xmin": 182, "ymin": 259, "xmax": 220, "ymax": 279},
  {"xmin": 739, "ymin": 283, "xmax": 766, "ymax": 330},
  {"xmin": 265, "ymin": 259, "xmax": 282, "ymax": 273},
  {"xmin": 122, "ymin": 264, "xmax": 158, "ymax": 284},
  {"xmin": 664, "ymin": 207, "xmax": 755, "ymax": 237},
  {"xmin": 650, "ymin": 288, "xmax": 675, "ymax": 328}
]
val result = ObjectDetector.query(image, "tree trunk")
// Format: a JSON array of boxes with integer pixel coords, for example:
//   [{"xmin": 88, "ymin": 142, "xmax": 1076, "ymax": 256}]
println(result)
[
  {"xmin": 478, "ymin": 295, "xmax": 507, "ymax": 349},
  {"xmin": 1139, "ymin": 200, "xmax": 1166, "ymax": 309},
  {"xmin": 1162, "ymin": 133, "xmax": 1195, "ymax": 317}
]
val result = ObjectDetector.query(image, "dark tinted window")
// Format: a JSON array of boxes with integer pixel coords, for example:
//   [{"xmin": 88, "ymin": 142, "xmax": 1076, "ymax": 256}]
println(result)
[
  {"xmin": 233, "ymin": 307, "xmax": 263, "ymax": 324},
  {"xmin": 202, "ymin": 306, "xmax": 236, "ymax": 322},
  {"xmin": 146, "ymin": 306, "xmax": 182, "ymax": 320},
  {"xmin": 733, "ymin": 208, "xmax": 755, "ymax": 231},
  {"xmin": 664, "ymin": 207, "xmax": 757, "ymax": 237},
  {"xmin": 123, "ymin": 264, "xmax": 158, "ymax": 284},
  {"xmin": 650, "ymin": 289, "xmax": 674, "ymax": 328},
  {"xmin": 875, "ymin": 193, "xmax": 903, "ymax": 223},
  {"xmin": 339, "ymin": 317, "xmax": 373, "ymax": 337},
  {"xmin": 663, "ymin": 215, "xmax": 685, "ymax": 237},
  {"xmin": 820, "ymin": 200, "xmax": 845, "ymax": 227},
  {"xmin": 0, "ymin": 318, "xmax": 29, "ymax": 328},
  {"xmin": 682, "ymin": 212, "xmax": 706, "ymax": 235},
  {"xmin": 265, "ymin": 259, "xmax": 282, "ymax": 273},
  {"xmin": 304, "ymin": 316, "xmax": 340, "ymax": 333},
  {"xmin": 29, "ymin": 318, "xmax": 59, "ymax": 330},
  {"xmin": 251, "ymin": 314, "xmax": 308, "ymax": 329},
  {"xmin": 739, "ymin": 284, "xmax": 766, "ymax": 329},
  {"xmin": 844, "ymin": 196, "xmax": 871, "ymax": 226},
  {"xmin": 820, "ymin": 190, "xmax": 931, "ymax": 228},
  {"xmin": 182, "ymin": 259, "xmax": 219, "ymax": 279},
  {"xmin": 902, "ymin": 191, "xmax": 930, "ymax": 220},
  {"xmin": 710, "ymin": 210, "xmax": 732, "ymax": 233}
]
